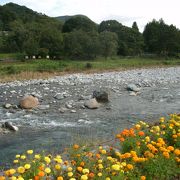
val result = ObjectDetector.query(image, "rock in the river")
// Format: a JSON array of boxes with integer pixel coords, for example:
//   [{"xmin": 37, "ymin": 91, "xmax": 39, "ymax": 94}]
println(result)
[
  {"xmin": 20, "ymin": 95, "xmax": 39, "ymax": 109},
  {"xmin": 4, "ymin": 103, "xmax": 12, "ymax": 109},
  {"xmin": 84, "ymin": 98, "xmax": 100, "ymax": 109},
  {"xmin": 2, "ymin": 122, "xmax": 19, "ymax": 131},
  {"xmin": 127, "ymin": 84, "xmax": 140, "ymax": 92},
  {"xmin": 93, "ymin": 90, "xmax": 109, "ymax": 102}
]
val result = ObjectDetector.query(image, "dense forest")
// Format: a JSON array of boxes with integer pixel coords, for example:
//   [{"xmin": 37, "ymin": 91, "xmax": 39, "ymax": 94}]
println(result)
[{"xmin": 0, "ymin": 3, "xmax": 180, "ymax": 59}]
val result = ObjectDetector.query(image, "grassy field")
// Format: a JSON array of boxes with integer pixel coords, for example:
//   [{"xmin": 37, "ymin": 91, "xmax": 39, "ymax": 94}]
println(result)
[{"xmin": 0, "ymin": 57, "xmax": 180, "ymax": 82}]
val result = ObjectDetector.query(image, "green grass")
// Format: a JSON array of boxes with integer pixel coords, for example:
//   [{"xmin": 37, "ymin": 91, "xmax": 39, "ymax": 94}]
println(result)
[{"xmin": 0, "ymin": 56, "xmax": 180, "ymax": 82}]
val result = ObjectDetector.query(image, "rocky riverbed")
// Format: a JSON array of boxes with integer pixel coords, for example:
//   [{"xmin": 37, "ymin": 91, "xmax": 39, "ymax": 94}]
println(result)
[{"xmin": 0, "ymin": 67, "xmax": 180, "ymax": 164}]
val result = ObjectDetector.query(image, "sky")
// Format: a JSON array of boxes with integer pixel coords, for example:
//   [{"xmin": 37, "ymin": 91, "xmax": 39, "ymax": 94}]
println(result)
[{"xmin": 0, "ymin": 0, "xmax": 180, "ymax": 32}]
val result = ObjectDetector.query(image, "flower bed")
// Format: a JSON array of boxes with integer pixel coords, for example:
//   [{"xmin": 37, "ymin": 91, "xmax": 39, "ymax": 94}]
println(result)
[{"xmin": 0, "ymin": 114, "xmax": 180, "ymax": 180}]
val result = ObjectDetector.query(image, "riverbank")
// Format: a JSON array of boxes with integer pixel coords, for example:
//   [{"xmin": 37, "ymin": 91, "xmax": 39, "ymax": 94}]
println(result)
[{"xmin": 0, "ymin": 57, "xmax": 180, "ymax": 82}]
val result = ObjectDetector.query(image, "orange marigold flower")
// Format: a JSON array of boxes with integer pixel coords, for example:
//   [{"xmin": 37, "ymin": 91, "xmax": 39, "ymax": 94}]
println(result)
[
  {"xmin": 77, "ymin": 166, "xmax": 83, "ymax": 172},
  {"xmin": 38, "ymin": 166, "xmax": 44, "ymax": 171},
  {"xmin": 119, "ymin": 137, "xmax": 125, "ymax": 142},
  {"xmin": 57, "ymin": 177, "xmax": 64, "ymax": 180},
  {"xmin": 80, "ymin": 161, "xmax": 85, "ymax": 167},
  {"xmin": 174, "ymin": 149, "xmax": 180, "ymax": 156},
  {"xmin": 126, "ymin": 164, "xmax": 133, "ymax": 170},
  {"xmin": 138, "ymin": 131, "xmax": 145, "ymax": 136},
  {"xmin": 96, "ymin": 153, "xmax": 101, "ymax": 159},
  {"xmin": 73, "ymin": 144, "xmax": 79, "ymax": 149},
  {"xmin": 88, "ymin": 172, "xmax": 95, "ymax": 178},
  {"xmin": 0, "ymin": 176, "xmax": 5, "ymax": 180},
  {"xmin": 163, "ymin": 152, "xmax": 170, "ymax": 159},
  {"xmin": 141, "ymin": 176, "xmax": 146, "ymax": 180},
  {"xmin": 34, "ymin": 176, "xmax": 40, "ymax": 180},
  {"xmin": 172, "ymin": 134, "xmax": 178, "ymax": 138},
  {"xmin": 38, "ymin": 171, "xmax": 45, "ymax": 177},
  {"xmin": 167, "ymin": 146, "xmax": 174, "ymax": 151}
]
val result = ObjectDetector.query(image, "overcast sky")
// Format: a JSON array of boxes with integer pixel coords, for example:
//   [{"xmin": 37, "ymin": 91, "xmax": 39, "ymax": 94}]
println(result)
[{"xmin": 1, "ymin": 0, "xmax": 179, "ymax": 32}]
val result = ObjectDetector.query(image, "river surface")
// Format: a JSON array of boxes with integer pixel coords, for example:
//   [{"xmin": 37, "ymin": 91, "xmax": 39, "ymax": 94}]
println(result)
[{"xmin": 0, "ymin": 67, "xmax": 180, "ymax": 166}]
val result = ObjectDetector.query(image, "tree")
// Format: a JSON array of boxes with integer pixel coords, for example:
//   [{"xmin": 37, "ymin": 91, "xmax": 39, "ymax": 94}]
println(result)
[
  {"xmin": 62, "ymin": 15, "xmax": 97, "ymax": 33},
  {"xmin": 143, "ymin": 19, "xmax": 180, "ymax": 56},
  {"xmin": 99, "ymin": 31, "xmax": 118, "ymax": 58},
  {"xmin": 99, "ymin": 20, "xmax": 122, "ymax": 33},
  {"xmin": 39, "ymin": 28, "xmax": 63, "ymax": 58},
  {"xmin": 63, "ymin": 30, "xmax": 100, "ymax": 59},
  {"xmin": 132, "ymin": 21, "xmax": 139, "ymax": 32}
]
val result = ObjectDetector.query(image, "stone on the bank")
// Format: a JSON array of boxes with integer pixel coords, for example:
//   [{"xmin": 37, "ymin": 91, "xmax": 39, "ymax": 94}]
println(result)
[
  {"xmin": 2, "ymin": 122, "xmax": 19, "ymax": 131},
  {"xmin": 129, "ymin": 92, "xmax": 137, "ymax": 96},
  {"xmin": 127, "ymin": 84, "xmax": 140, "ymax": 92},
  {"xmin": 84, "ymin": 98, "xmax": 100, "ymax": 109},
  {"xmin": 4, "ymin": 103, "xmax": 12, "ymax": 109},
  {"xmin": 20, "ymin": 95, "xmax": 39, "ymax": 109},
  {"xmin": 93, "ymin": 90, "xmax": 109, "ymax": 102},
  {"xmin": 54, "ymin": 93, "xmax": 64, "ymax": 100}
]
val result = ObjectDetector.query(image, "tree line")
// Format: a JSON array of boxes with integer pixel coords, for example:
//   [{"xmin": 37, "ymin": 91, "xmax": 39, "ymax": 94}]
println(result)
[{"xmin": 0, "ymin": 3, "xmax": 180, "ymax": 59}]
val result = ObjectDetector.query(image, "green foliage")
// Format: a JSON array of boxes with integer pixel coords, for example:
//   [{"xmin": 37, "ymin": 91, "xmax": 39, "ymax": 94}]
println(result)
[
  {"xmin": 143, "ymin": 19, "xmax": 180, "ymax": 56},
  {"xmin": 99, "ymin": 31, "xmax": 118, "ymax": 58},
  {"xmin": 62, "ymin": 15, "xmax": 97, "ymax": 33}
]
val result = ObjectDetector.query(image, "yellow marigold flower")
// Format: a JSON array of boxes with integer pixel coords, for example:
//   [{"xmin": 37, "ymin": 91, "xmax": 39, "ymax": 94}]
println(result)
[
  {"xmin": 15, "ymin": 155, "xmax": 20, "ymax": 158},
  {"xmin": 98, "ymin": 164, "xmax": 103, "ymax": 169},
  {"xmin": 145, "ymin": 136, "xmax": 150, "ymax": 142},
  {"xmin": 9, "ymin": 169, "xmax": 16, "ymax": 175},
  {"xmin": 81, "ymin": 175, "xmax": 88, "ymax": 180},
  {"xmin": 11, "ymin": 176, "xmax": 17, "ymax": 180},
  {"xmin": 27, "ymin": 150, "xmax": 33, "ymax": 154},
  {"xmin": 17, "ymin": 177, "xmax": 24, "ymax": 180},
  {"xmin": 13, "ymin": 159, "xmax": 19, "ymax": 164},
  {"xmin": 126, "ymin": 164, "xmax": 133, "ymax": 170},
  {"xmin": 17, "ymin": 166, "xmax": 25, "ymax": 174},
  {"xmin": 34, "ymin": 154, "xmax": 40, "ymax": 159},
  {"xmin": 67, "ymin": 167, "xmax": 73, "ymax": 172},
  {"xmin": 20, "ymin": 155, "xmax": 26, "ymax": 160},
  {"xmin": 44, "ymin": 156, "xmax": 51, "ymax": 164},
  {"xmin": 107, "ymin": 156, "xmax": 113, "ymax": 161},
  {"xmin": 121, "ymin": 162, "xmax": 126, "ymax": 166},
  {"xmin": 69, "ymin": 178, "xmax": 76, "ymax": 180},
  {"xmin": 24, "ymin": 164, "xmax": 31, "ymax": 170},
  {"xmin": 45, "ymin": 167, "xmax": 51, "ymax": 174},
  {"xmin": 111, "ymin": 164, "xmax": 120, "ymax": 171},
  {"xmin": 82, "ymin": 169, "xmax": 89, "ymax": 174},
  {"xmin": 98, "ymin": 159, "xmax": 103, "ymax": 163},
  {"xmin": 106, "ymin": 177, "xmax": 111, "ymax": 180},
  {"xmin": 101, "ymin": 149, "xmax": 106, "ymax": 154},
  {"xmin": 67, "ymin": 172, "xmax": 73, "ymax": 177},
  {"xmin": 57, "ymin": 176, "xmax": 63, "ymax": 180},
  {"xmin": 97, "ymin": 172, "xmax": 102, "ymax": 177},
  {"xmin": 135, "ymin": 124, "xmax": 141, "ymax": 130},
  {"xmin": 55, "ymin": 164, "xmax": 61, "ymax": 170}
]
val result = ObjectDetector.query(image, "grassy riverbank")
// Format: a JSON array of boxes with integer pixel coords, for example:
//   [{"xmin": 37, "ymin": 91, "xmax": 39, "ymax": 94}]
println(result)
[{"xmin": 0, "ymin": 57, "xmax": 180, "ymax": 82}]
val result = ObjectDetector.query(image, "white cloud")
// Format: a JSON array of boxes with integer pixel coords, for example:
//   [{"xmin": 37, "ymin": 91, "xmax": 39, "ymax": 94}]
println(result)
[{"xmin": 1, "ymin": 0, "xmax": 180, "ymax": 31}]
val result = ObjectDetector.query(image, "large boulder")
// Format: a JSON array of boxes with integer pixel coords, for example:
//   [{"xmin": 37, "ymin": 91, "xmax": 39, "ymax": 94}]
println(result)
[
  {"xmin": 84, "ymin": 98, "xmax": 100, "ymax": 109},
  {"xmin": 93, "ymin": 90, "xmax": 109, "ymax": 103},
  {"xmin": 20, "ymin": 95, "xmax": 39, "ymax": 109}
]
